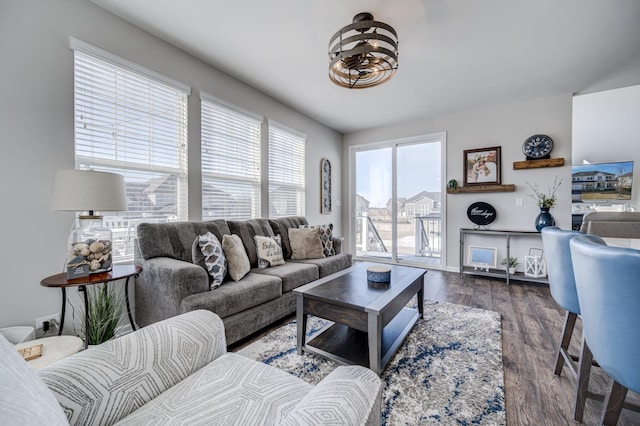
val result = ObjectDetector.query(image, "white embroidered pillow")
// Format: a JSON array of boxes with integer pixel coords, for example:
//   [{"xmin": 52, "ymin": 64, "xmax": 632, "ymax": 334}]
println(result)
[{"xmin": 254, "ymin": 235, "xmax": 285, "ymax": 269}]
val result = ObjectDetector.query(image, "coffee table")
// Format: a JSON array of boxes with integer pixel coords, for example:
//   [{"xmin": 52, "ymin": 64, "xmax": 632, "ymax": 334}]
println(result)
[{"xmin": 294, "ymin": 262, "xmax": 426, "ymax": 375}]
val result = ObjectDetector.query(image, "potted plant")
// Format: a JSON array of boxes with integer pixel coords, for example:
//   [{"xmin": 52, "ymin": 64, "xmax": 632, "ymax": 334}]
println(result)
[
  {"xmin": 82, "ymin": 284, "xmax": 123, "ymax": 346},
  {"xmin": 501, "ymin": 256, "xmax": 519, "ymax": 274}
]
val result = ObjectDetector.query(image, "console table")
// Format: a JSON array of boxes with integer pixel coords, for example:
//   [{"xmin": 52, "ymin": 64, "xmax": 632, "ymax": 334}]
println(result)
[
  {"xmin": 40, "ymin": 265, "xmax": 141, "ymax": 349},
  {"xmin": 459, "ymin": 228, "xmax": 548, "ymax": 285}
]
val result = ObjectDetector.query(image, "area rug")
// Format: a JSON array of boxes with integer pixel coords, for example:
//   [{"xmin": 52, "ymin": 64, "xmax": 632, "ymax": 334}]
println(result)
[{"xmin": 238, "ymin": 300, "xmax": 505, "ymax": 425}]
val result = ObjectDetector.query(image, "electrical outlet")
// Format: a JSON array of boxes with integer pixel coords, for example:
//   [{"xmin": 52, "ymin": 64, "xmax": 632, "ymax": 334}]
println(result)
[
  {"xmin": 516, "ymin": 198, "xmax": 523, "ymax": 207},
  {"xmin": 36, "ymin": 313, "xmax": 61, "ymax": 331}
]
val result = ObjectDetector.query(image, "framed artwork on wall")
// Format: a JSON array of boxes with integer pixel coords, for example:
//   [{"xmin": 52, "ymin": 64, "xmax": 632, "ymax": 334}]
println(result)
[
  {"xmin": 463, "ymin": 146, "xmax": 501, "ymax": 186},
  {"xmin": 321, "ymin": 158, "xmax": 332, "ymax": 214}
]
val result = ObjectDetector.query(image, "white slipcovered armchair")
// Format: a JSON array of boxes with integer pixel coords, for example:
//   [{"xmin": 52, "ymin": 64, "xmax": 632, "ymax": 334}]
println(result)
[{"xmin": 0, "ymin": 310, "xmax": 382, "ymax": 425}]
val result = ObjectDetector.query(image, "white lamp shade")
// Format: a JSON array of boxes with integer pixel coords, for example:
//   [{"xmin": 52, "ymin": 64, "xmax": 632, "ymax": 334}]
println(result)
[{"xmin": 50, "ymin": 170, "xmax": 127, "ymax": 212}]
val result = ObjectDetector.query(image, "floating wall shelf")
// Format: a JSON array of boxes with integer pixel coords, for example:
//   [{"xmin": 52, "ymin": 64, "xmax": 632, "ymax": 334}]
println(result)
[
  {"xmin": 447, "ymin": 184, "xmax": 515, "ymax": 194},
  {"xmin": 513, "ymin": 158, "xmax": 565, "ymax": 170}
]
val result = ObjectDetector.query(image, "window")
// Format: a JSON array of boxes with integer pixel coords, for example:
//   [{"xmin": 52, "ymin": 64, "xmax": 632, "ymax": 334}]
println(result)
[
  {"xmin": 268, "ymin": 122, "xmax": 306, "ymax": 218},
  {"xmin": 71, "ymin": 38, "xmax": 190, "ymax": 263},
  {"xmin": 201, "ymin": 94, "xmax": 262, "ymax": 220}
]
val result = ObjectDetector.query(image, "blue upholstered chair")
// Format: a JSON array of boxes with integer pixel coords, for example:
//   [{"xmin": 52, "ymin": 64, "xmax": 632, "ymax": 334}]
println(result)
[
  {"xmin": 541, "ymin": 226, "xmax": 593, "ymax": 419},
  {"xmin": 570, "ymin": 235, "xmax": 640, "ymax": 425}
]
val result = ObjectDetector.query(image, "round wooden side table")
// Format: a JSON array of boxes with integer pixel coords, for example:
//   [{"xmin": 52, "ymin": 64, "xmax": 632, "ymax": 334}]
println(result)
[{"xmin": 40, "ymin": 265, "xmax": 141, "ymax": 349}]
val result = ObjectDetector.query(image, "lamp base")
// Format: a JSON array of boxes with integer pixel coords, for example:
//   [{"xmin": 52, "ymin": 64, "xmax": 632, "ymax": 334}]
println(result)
[{"xmin": 67, "ymin": 216, "xmax": 113, "ymax": 279}]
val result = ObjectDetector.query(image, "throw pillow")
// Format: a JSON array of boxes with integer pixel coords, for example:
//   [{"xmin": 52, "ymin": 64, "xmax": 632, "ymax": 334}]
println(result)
[
  {"xmin": 254, "ymin": 235, "xmax": 285, "ymax": 269},
  {"xmin": 289, "ymin": 227, "xmax": 326, "ymax": 260},
  {"xmin": 299, "ymin": 224, "xmax": 335, "ymax": 256},
  {"xmin": 222, "ymin": 234, "xmax": 251, "ymax": 281},
  {"xmin": 192, "ymin": 232, "xmax": 227, "ymax": 289}
]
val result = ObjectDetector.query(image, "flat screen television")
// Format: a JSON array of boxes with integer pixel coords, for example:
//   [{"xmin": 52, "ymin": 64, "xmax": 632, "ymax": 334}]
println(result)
[{"xmin": 571, "ymin": 160, "xmax": 634, "ymax": 203}]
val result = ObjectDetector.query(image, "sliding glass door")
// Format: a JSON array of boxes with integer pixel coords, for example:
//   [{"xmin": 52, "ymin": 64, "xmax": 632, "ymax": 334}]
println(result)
[{"xmin": 352, "ymin": 133, "xmax": 445, "ymax": 268}]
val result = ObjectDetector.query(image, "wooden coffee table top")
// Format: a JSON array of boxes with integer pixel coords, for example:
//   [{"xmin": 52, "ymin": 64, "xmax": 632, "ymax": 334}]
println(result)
[{"xmin": 295, "ymin": 262, "xmax": 426, "ymax": 314}]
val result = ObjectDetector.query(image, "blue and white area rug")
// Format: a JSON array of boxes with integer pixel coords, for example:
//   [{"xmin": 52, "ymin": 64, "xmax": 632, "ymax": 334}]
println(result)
[{"xmin": 238, "ymin": 301, "xmax": 505, "ymax": 425}]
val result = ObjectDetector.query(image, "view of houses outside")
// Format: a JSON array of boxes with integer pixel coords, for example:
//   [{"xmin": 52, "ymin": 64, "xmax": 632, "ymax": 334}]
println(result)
[
  {"xmin": 355, "ymin": 141, "xmax": 443, "ymax": 265},
  {"xmin": 571, "ymin": 161, "xmax": 634, "ymax": 202}
]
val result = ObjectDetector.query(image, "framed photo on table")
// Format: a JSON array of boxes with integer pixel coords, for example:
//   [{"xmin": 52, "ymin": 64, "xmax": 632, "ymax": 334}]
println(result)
[
  {"xmin": 463, "ymin": 146, "xmax": 501, "ymax": 186},
  {"xmin": 320, "ymin": 158, "xmax": 332, "ymax": 214},
  {"xmin": 466, "ymin": 245, "xmax": 498, "ymax": 269}
]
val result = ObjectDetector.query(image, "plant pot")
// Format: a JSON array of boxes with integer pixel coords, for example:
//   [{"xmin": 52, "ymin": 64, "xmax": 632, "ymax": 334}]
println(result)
[
  {"xmin": 535, "ymin": 207, "xmax": 555, "ymax": 231},
  {"xmin": 508, "ymin": 267, "xmax": 516, "ymax": 275}
]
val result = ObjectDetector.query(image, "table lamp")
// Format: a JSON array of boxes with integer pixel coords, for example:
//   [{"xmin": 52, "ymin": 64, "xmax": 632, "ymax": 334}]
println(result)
[{"xmin": 50, "ymin": 170, "xmax": 127, "ymax": 279}]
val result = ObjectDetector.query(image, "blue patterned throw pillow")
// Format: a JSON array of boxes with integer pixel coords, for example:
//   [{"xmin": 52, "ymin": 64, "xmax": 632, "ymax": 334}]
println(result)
[
  {"xmin": 299, "ymin": 224, "xmax": 335, "ymax": 256},
  {"xmin": 192, "ymin": 232, "xmax": 227, "ymax": 289}
]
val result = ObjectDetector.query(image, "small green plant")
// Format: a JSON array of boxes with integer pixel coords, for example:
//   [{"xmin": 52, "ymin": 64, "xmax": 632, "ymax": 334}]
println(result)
[
  {"xmin": 501, "ymin": 256, "xmax": 519, "ymax": 268},
  {"xmin": 82, "ymin": 284, "xmax": 123, "ymax": 345}
]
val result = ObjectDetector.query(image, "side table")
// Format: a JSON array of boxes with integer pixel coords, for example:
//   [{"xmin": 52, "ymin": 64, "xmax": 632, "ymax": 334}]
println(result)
[
  {"xmin": 15, "ymin": 336, "xmax": 83, "ymax": 369},
  {"xmin": 40, "ymin": 265, "xmax": 141, "ymax": 349}
]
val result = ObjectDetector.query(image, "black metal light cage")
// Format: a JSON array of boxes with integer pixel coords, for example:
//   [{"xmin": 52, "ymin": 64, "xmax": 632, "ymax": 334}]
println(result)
[{"xmin": 328, "ymin": 12, "xmax": 399, "ymax": 89}]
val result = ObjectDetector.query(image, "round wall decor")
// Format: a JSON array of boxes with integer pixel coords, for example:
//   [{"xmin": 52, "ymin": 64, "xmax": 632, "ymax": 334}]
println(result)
[{"xmin": 467, "ymin": 202, "xmax": 497, "ymax": 226}]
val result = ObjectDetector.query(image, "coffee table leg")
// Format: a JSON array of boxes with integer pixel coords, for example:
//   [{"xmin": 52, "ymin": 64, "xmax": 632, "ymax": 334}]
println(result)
[
  {"xmin": 58, "ymin": 287, "xmax": 66, "ymax": 336},
  {"xmin": 81, "ymin": 285, "xmax": 89, "ymax": 350},
  {"xmin": 418, "ymin": 278, "xmax": 425, "ymax": 319},
  {"xmin": 368, "ymin": 313, "xmax": 382, "ymax": 375},
  {"xmin": 296, "ymin": 295, "xmax": 307, "ymax": 355}
]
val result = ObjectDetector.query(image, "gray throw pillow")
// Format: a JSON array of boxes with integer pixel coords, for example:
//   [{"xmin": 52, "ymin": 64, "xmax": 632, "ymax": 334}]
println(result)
[
  {"xmin": 254, "ymin": 235, "xmax": 285, "ymax": 269},
  {"xmin": 289, "ymin": 227, "xmax": 326, "ymax": 260},
  {"xmin": 222, "ymin": 234, "xmax": 251, "ymax": 281},
  {"xmin": 299, "ymin": 224, "xmax": 335, "ymax": 256},
  {"xmin": 192, "ymin": 232, "xmax": 227, "ymax": 289}
]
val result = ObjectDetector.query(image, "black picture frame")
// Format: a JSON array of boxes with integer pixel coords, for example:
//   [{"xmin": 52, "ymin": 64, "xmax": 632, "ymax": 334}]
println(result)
[{"xmin": 463, "ymin": 146, "xmax": 502, "ymax": 186}]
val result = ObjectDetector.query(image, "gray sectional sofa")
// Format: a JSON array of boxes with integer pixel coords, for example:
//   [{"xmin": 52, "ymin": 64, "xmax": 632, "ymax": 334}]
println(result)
[{"xmin": 134, "ymin": 216, "xmax": 352, "ymax": 345}]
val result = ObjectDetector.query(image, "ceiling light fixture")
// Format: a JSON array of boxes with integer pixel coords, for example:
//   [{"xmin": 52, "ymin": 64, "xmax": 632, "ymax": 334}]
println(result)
[{"xmin": 328, "ymin": 12, "xmax": 399, "ymax": 89}]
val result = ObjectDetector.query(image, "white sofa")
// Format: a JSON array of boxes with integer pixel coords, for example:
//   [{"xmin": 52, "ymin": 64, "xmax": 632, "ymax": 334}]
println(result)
[{"xmin": 0, "ymin": 310, "xmax": 382, "ymax": 425}]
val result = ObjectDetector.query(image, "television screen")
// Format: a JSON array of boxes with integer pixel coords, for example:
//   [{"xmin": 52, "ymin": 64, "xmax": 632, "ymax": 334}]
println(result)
[{"xmin": 572, "ymin": 161, "xmax": 634, "ymax": 203}]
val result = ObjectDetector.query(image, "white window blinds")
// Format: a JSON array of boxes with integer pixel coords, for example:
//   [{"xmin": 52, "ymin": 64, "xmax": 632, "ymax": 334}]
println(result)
[
  {"xmin": 72, "ymin": 39, "xmax": 190, "ymax": 263},
  {"xmin": 201, "ymin": 94, "xmax": 262, "ymax": 220},
  {"xmin": 269, "ymin": 122, "xmax": 305, "ymax": 217}
]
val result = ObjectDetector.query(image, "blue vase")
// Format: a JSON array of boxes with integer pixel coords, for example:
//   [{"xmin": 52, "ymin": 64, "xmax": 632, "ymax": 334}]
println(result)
[{"xmin": 535, "ymin": 207, "xmax": 555, "ymax": 231}]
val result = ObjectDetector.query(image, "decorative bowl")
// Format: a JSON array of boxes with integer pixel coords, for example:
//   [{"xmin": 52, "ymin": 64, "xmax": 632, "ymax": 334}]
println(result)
[{"xmin": 367, "ymin": 265, "xmax": 391, "ymax": 283}]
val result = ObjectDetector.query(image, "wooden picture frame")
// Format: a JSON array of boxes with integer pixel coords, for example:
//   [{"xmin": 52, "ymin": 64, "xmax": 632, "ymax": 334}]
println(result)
[
  {"xmin": 466, "ymin": 245, "xmax": 498, "ymax": 269},
  {"xmin": 463, "ymin": 146, "xmax": 501, "ymax": 186},
  {"xmin": 320, "ymin": 158, "xmax": 332, "ymax": 214}
]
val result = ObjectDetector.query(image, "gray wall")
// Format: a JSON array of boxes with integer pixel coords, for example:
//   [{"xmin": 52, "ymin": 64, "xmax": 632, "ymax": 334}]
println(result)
[
  {"xmin": 0, "ymin": 0, "xmax": 342, "ymax": 329},
  {"xmin": 343, "ymin": 94, "xmax": 573, "ymax": 271}
]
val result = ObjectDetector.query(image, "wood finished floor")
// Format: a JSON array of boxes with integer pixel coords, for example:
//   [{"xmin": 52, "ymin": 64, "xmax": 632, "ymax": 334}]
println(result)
[{"xmin": 231, "ymin": 270, "xmax": 640, "ymax": 425}]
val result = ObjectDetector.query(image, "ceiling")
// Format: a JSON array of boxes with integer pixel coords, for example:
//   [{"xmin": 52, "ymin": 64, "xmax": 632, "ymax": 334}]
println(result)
[{"xmin": 90, "ymin": 0, "xmax": 640, "ymax": 134}]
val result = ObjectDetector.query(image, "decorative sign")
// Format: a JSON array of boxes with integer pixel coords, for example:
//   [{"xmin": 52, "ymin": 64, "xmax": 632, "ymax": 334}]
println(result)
[{"xmin": 467, "ymin": 202, "xmax": 497, "ymax": 226}]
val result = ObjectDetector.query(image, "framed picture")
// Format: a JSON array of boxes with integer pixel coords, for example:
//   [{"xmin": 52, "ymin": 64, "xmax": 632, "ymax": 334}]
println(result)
[
  {"xmin": 466, "ymin": 245, "xmax": 498, "ymax": 269},
  {"xmin": 320, "ymin": 158, "xmax": 332, "ymax": 214},
  {"xmin": 463, "ymin": 146, "xmax": 501, "ymax": 186}
]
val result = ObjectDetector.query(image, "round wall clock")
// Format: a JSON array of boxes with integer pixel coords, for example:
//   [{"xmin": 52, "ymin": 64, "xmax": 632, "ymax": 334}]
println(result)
[{"xmin": 522, "ymin": 134, "xmax": 553, "ymax": 160}]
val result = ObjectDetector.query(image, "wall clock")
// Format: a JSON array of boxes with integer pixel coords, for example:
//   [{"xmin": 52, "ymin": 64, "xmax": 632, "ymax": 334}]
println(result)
[{"xmin": 522, "ymin": 134, "xmax": 553, "ymax": 160}]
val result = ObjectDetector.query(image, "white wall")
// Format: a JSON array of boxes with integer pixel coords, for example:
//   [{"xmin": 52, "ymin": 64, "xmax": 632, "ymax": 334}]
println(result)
[
  {"xmin": 0, "ymin": 0, "xmax": 342, "ymax": 328},
  {"xmin": 343, "ymin": 94, "xmax": 573, "ymax": 271},
  {"xmin": 572, "ymin": 84, "xmax": 640, "ymax": 209}
]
